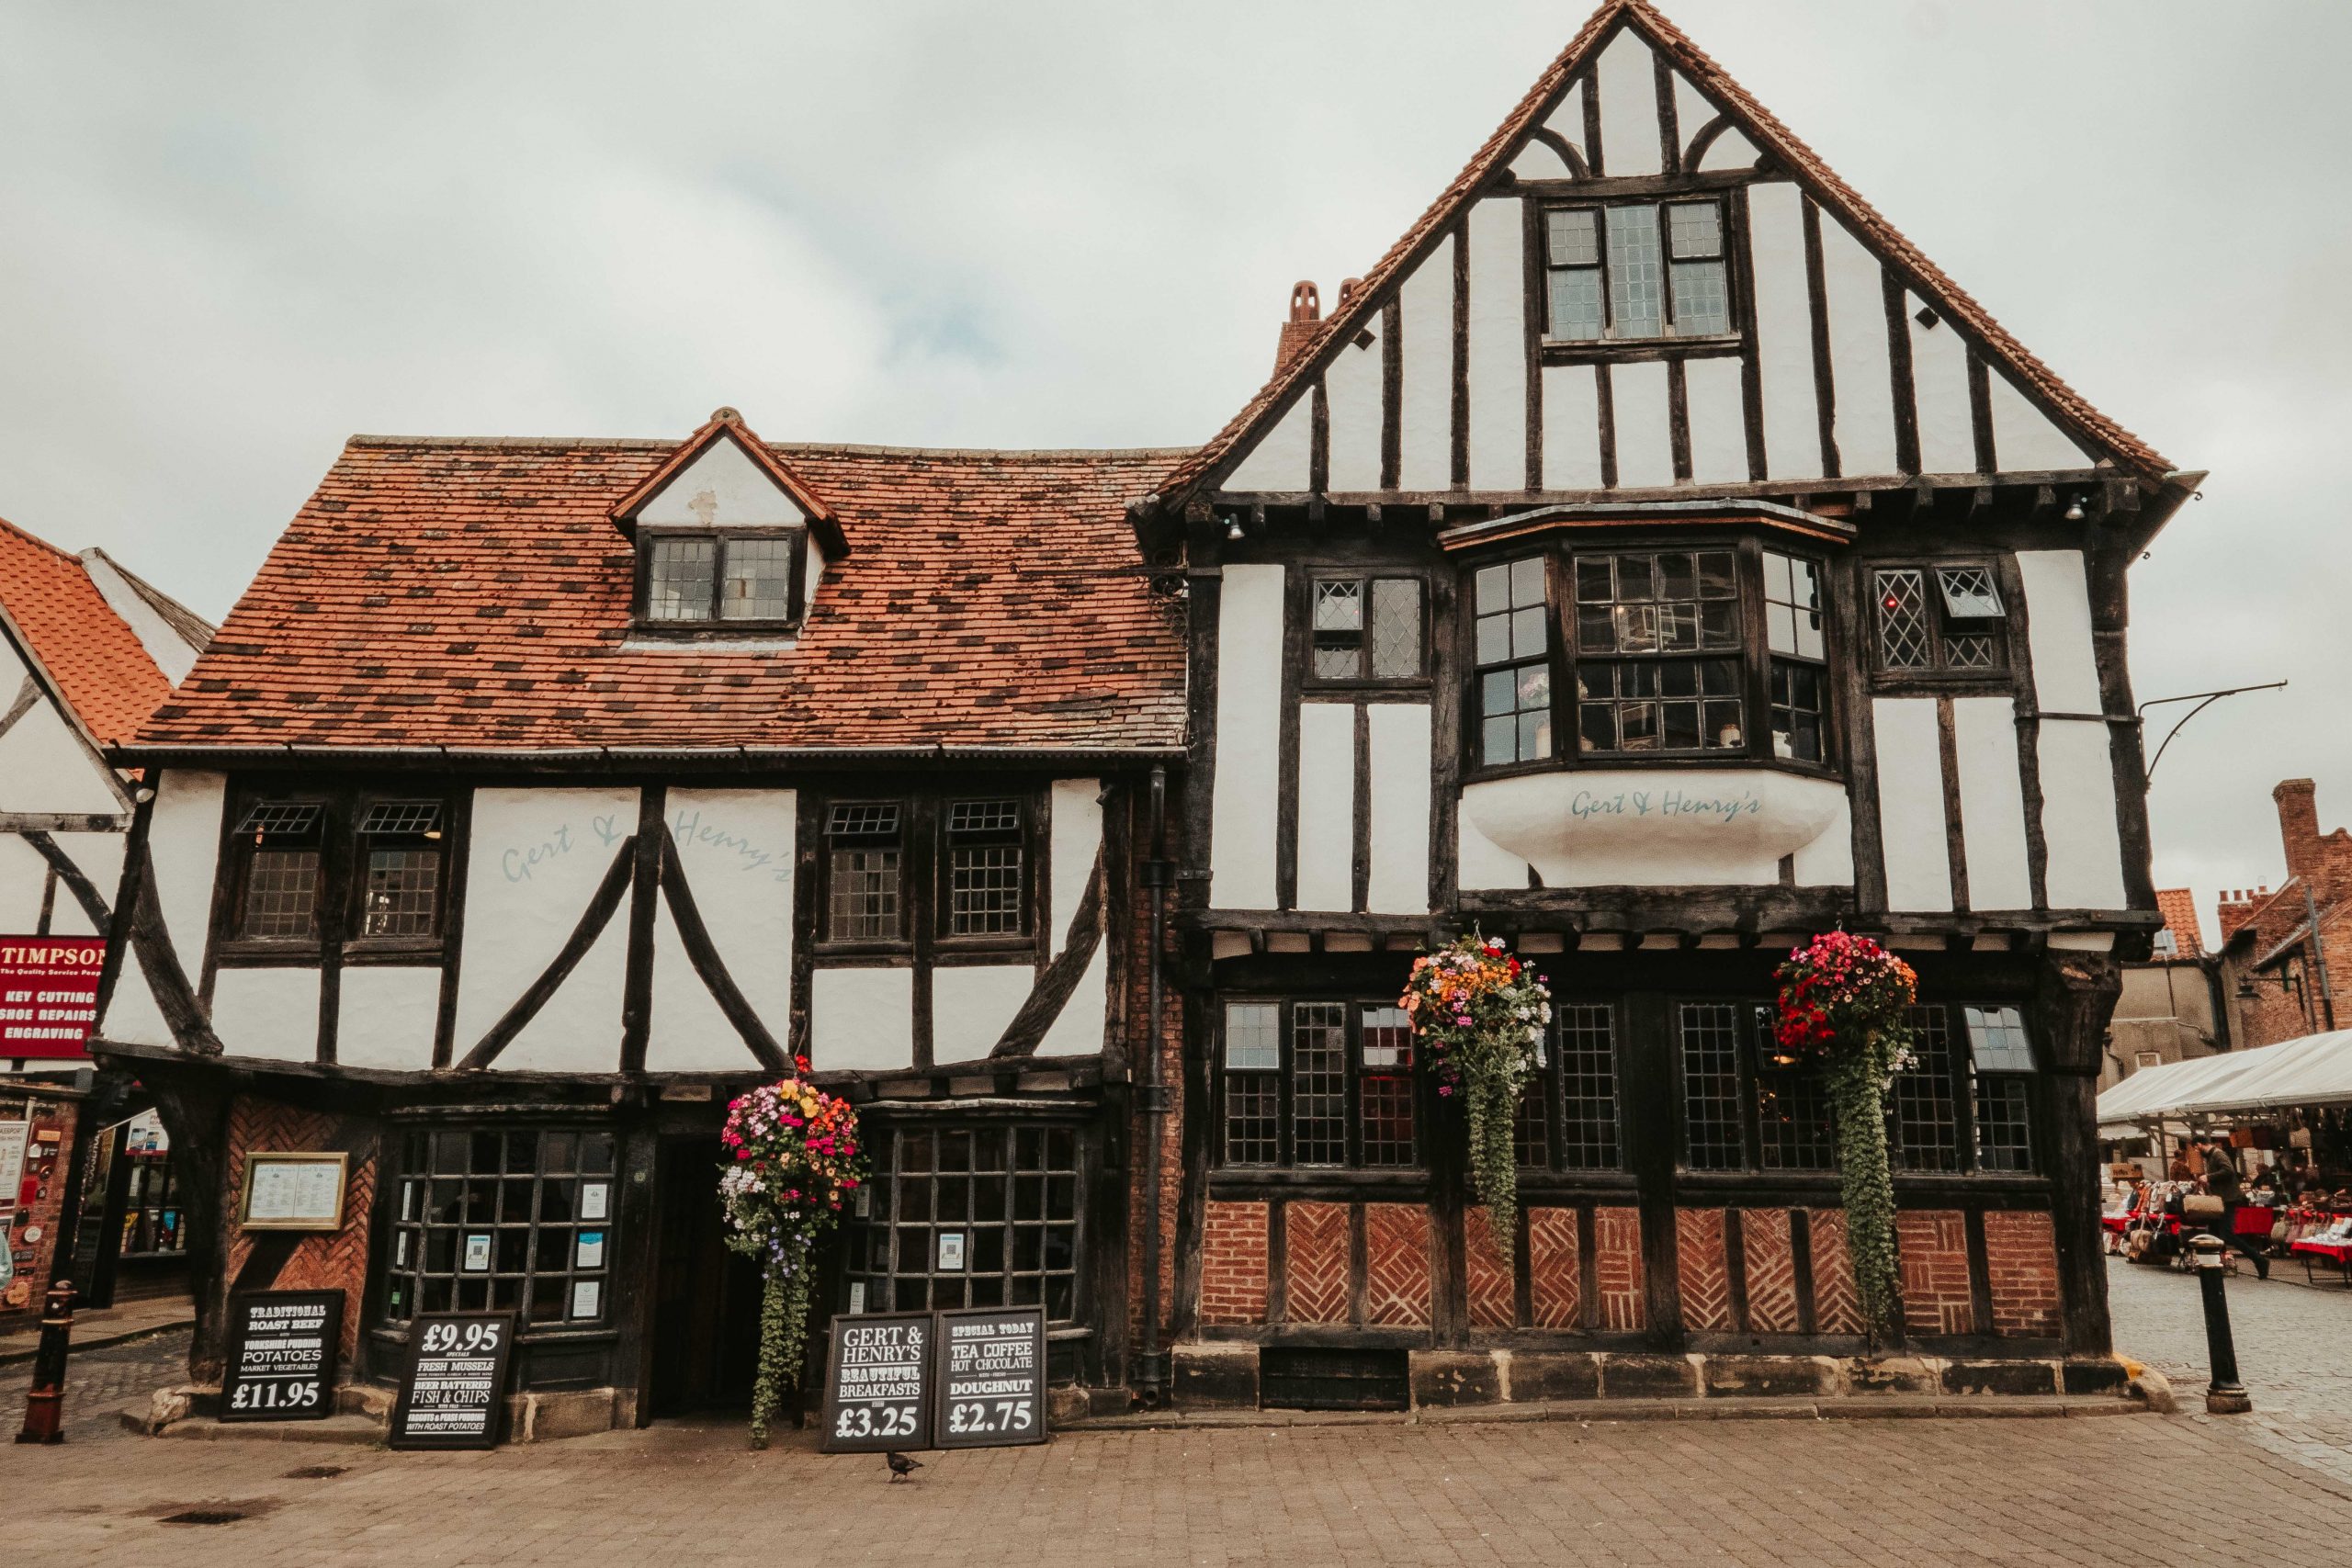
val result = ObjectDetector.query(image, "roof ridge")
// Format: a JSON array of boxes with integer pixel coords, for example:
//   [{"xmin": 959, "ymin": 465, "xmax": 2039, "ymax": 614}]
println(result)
[
  {"xmin": 346, "ymin": 433, "xmax": 1200, "ymax": 461},
  {"xmin": 1157, "ymin": 0, "xmax": 2171, "ymax": 504},
  {"xmin": 0, "ymin": 511, "xmax": 86, "ymax": 569}
]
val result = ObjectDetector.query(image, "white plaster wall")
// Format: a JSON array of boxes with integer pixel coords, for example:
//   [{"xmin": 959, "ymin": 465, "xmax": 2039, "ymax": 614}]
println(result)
[
  {"xmin": 1324, "ymin": 330, "xmax": 1384, "ymax": 492},
  {"xmin": 212, "ymin": 966, "xmax": 322, "ymax": 1062},
  {"xmin": 1540, "ymin": 364, "xmax": 1605, "ymax": 490},
  {"xmin": 1046, "ymin": 778, "xmax": 1102, "ymax": 950},
  {"xmin": 2016, "ymin": 550, "xmax": 2104, "ymax": 714},
  {"xmin": 1746, "ymin": 182, "xmax": 1822, "ymax": 482},
  {"xmin": 809, "ymin": 965, "xmax": 915, "ymax": 1071},
  {"xmin": 1225, "ymin": 395, "xmax": 1311, "ymax": 491},
  {"xmin": 78, "ymin": 552, "xmax": 204, "ymax": 684},
  {"xmin": 150, "ymin": 770, "xmax": 224, "ymax": 977},
  {"xmin": 1396, "ymin": 240, "xmax": 1454, "ymax": 491},
  {"xmin": 1595, "ymin": 28, "xmax": 1661, "ymax": 176},
  {"xmin": 1684, "ymin": 355, "xmax": 1747, "ymax": 484},
  {"xmin": 933, "ymin": 964, "xmax": 1035, "ymax": 1065},
  {"xmin": 335, "ymin": 966, "xmax": 442, "ymax": 1072},
  {"xmin": 0, "ymin": 836, "xmax": 48, "ymax": 931},
  {"xmin": 1952, "ymin": 696, "xmax": 2034, "ymax": 910},
  {"xmin": 2039, "ymin": 722, "xmax": 2128, "ymax": 909},
  {"xmin": 1872, "ymin": 696, "xmax": 1953, "ymax": 912},
  {"xmin": 0, "ymin": 685, "xmax": 122, "ymax": 815},
  {"xmin": 1036, "ymin": 947, "xmax": 1107, "ymax": 1058},
  {"xmin": 635, "ymin": 434, "xmax": 810, "ymax": 528},
  {"xmin": 99, "ymin": 964, "xmax": 173, "ymax": 1050},
  {"xmin": 1457, "ymin": 815, "xmax": 1531, "ymax": 892},
  {"xmin": 1907, "ymin": 299, "xmax": 1977, "ymax": 473},
  {"xmin": 1294, "ymin": 703, "xmax": 1354, "ymax": 913},
  {"xmin": 1465, "ymin": 197, "xmax": 1527, "ymax": 491},
  {"xmin": 1789, "ymin": 797, "xmax": 1855, "ymax": 886},
  {"xmin": 1508, "ymin": 137, "xmax": 1574, "ymax": 179},
  {"xmin": 1209, "ymin": 565, "xmax": 1284, "ymax": 909},
  {"xmin": 1987, "ymin": 375, "xmax": 2089, "ymax": 471},
  {"xmin": 1697, "ymin": 125, "xmax": 1760, "ymax": 172},
  {"xmin": 1610, "ymin": 361, "xmax": 1675, "ymax": 488},
  {"xmin": 1819, "ymin": 220, "xmax": 1898, "ymax": 476},
  {"xmin": 41, "ymin": 831, "xmax": 123, "ymax": 936},
  {"xmin": 453, "ymin": 785, "xmax": 639, "ymax": 1070},
  {"xmin": 1540, "ymin": 81, "xmax": 1589, "ymax": 159},
  {"xmin": 650, "ymin": 787, "xmax": 795, "ymax": 1066},
  {"xmin": 1672, "ymin": 74, "xmax": 1714, "ymax": 151},
  {"xmin": 1366, "ymin": 704, "xmax": 1432, "ymax": 914}
]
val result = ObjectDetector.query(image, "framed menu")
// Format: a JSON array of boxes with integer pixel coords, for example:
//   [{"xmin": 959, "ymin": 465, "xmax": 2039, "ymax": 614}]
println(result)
[
  {"xmin": 238, "ymin": 1152, "xmax": 348, "ymax": 1231},
  {"xmin": 220, "ymin": 1290, "xmax": 342, "ymax": 1422}
]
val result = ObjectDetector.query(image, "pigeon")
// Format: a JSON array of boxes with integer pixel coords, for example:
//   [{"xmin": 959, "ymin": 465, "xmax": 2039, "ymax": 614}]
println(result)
[{"xmin": 886, "ymin": 1450, "xmax": 923, "ymax": 1482}]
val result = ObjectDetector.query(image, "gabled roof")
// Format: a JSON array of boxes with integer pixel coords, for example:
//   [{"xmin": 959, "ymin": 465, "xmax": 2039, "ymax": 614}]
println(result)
[
  {"xmin": 0, "ymin": 513, "xmax": 185, "ymax": 748},
  {"xmin": 133, "ymin": 436, "xmax": 1188, "ymax": 757},
  {"xmin": 610, "ymin": 406, "xmax": 850, "ymax": 558},
  {"xmin": 2154, "ymin": 887, "xmax": 2206, "ymax": 958},
  {"xmin": 1158, "ymin": 0, "xmax": 2170, "ymax": 507}
]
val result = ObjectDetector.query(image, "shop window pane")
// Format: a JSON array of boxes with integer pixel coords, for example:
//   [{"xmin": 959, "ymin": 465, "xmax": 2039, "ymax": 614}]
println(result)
[
  {"xmin": 362, "ymin": 847, "xmax": 440, "ymax": 937},
  {"xmin": 1679, "ymin": 1003, "xmax": 1747, "ymax": 1170},
  {"xmin": 1556, "ymin": 1004, "xmax": 1622, "ymax": 1170},
  {"xmin": 1292, "ymin": 1003, "xmax": 1349, "ymax": 1166},
  {"xmin": 1893, "ymin": 1006, "xmax": 1960, "ymax": 1173},
  {"xmin": 1975, "ymin": 1077, "xmax": 2035, "ymax": 1172},
  {"xmin": 242, "ymin": 848, "xmax": 321, "ymax": 938}
]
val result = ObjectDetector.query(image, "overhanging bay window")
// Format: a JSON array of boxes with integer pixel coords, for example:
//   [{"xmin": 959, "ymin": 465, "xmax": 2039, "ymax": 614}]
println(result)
[
  {"xmin": 1218, "ymin": 999, "xmax": 1420, "ymax": 1170},
  {"xmin": 1466, "ymin": 535, "xmax": 1837, "ymax": 773}
]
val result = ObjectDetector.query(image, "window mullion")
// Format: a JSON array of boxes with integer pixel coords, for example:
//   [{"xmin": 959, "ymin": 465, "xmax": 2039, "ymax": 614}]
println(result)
[
  {"xmin": 1657, "ymin": 204, "xmax": 1680, "ymax": 336},
  {"xmin": 1737, "ymin": 536, "xmax": 1770, "ymax": 762},
  {"xmin": 1949, "ymin": 1005, "xmax": 1983, "ymax": 1174},
  {"xmin": 1546, "ymin": 550, "xmax": 1570, "ymax": 763}
]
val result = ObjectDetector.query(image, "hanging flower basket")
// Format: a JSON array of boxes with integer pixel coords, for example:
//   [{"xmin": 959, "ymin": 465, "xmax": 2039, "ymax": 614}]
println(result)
[
  {"xmin": 718, "ymin": 1064, "xmax": 867, "ymax": 1449},
  {"xmin": 1772, "ymin": 931, "xmax": 1917, "ymax": 1348},
  {"xmin": 1401, "ymin": 931, "xmax": 1550, "ymax": 1263}
]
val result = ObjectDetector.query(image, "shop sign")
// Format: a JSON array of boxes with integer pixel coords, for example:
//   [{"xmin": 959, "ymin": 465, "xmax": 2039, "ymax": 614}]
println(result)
[
  {"xmin": 819, "ymin": 1311, "xmax": 933, "ymax": 1453},
  {"xmin": 220, "ymin": 1290, "xmax": 342, "ymax": 1422},
  {"xmin": 933, "ymin": 1307, "xmax": 1046, "ymax": 1450},
  {"xmin": 818, "ymin": 1306, "xmax": 1049, "ymax": 1454},
  {"xmin": 390, "ymin": 1312, "xmax": 516, "ymax": 1450},
  {"xmin": 0, "ymin": 937, "xmax": 104, "ymax": 1059}
]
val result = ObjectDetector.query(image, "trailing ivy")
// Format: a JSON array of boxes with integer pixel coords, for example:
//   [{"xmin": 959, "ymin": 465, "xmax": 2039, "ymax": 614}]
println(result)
[{"xmin": 1401, "ymin": 931, "xmax": 1550, "ymax": 1264}]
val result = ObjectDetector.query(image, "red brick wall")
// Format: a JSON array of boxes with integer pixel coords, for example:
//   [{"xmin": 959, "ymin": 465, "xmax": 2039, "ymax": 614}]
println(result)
[
  {"xmin": 1897, "ymin": 1208, "xmax": 1975, "ymax": 1337},
  {"xmin": 1283, "ymin": 1201, "xmax": 1349, "ymax": 1325},
  {"xmin": 1984, "ymin": 1209, "xmax": 2063, "ymax": 1337},
  {"xmin": 1527, "ymin": 1207, "xmax": 1580, "ymax": 1329},
  {"xmin": 1363, "ymin": 1202, "xmax": 1430, "ymax": 1326},
  {"xmin": 1807, "ymin": 1208, "xmax": 1862, "ymax": 1335},
  {"xmin": 1198, "ymin": 1200, "xmax": 1268, "ymax": 1325},
  {"xmin": 1464, "ymin": 1207, "xmax": 1514, "ymax": 1329},
  {"xmin": 1675, "ymin": 1207, "xmax": 1735, "ymax": 1332},
  {"xmin": 221, "ymin": 1098, "xmax": 376, "ymax": 1359},
  {"xmin": 1594, "ymin": 1205, "xmax": 1645, "ymax": 1332},
  {"xmin": 1740, "ymin": 1208, "xmax": 1801, "ymax": 1333},
  {"xmin": 0, "ymin": 1094, "xmax": 77, "ymax": 1322}
]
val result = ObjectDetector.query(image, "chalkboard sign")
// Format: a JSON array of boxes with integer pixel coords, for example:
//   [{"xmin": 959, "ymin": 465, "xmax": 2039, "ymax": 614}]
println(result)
[
  {"xmin": 932, "ymin": 1306, "xmax": 1046, "ymax": 1449},
  {"xmin": 817, "ymin": 1311, "xmax": 933, "ymax": 1453},
  {"xmin": 220, "ymin": 1289, "xmax": 342, "ymax": 1422},
  {"xmin": 389, "ymin": 1312, "xmax": 516, "ymax": 1450}
]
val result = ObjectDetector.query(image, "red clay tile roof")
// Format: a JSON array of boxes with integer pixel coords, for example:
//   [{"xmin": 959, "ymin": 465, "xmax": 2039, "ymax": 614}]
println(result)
[
  {"xmin": 1159, "ymin": 0, "xmax": 2172, "ymax": 503},
  {"xmin": 2154, "ymin": 888, "xmax": 2206, "ymax": 958},
  {"xmin": 0, "ymin": 514, "xmax": 178, "ymax": 748},
  {"xmin": 134, "ymin": 437, "xmax": 1189, "ymax": 756}
]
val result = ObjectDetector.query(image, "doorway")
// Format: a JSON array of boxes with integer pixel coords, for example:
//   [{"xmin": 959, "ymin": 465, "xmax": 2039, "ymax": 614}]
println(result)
[{"xmin": 646, "ymin": 1135, "xmax": 761, "ymax": 1415}]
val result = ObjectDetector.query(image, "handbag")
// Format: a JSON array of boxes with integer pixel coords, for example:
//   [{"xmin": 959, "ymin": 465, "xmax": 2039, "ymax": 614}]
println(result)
[{"xmin": 2181, "ymin": 1193, "xmax": 2226, "ymax": 1220}]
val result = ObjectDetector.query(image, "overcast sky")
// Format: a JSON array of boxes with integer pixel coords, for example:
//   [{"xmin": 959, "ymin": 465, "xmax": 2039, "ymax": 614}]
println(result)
[{"xmin": 2, "ymin": 0, "xmax": 2342, "ymax": 936}]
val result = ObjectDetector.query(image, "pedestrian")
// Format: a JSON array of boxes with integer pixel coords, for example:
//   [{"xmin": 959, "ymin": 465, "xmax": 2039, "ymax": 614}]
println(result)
[
  {"xmin": 2203, "ymin": 1140, "xmax": 2267, "ymax": 1280},
  {"xmin": 2166, "ymin": 1142, "xmax": 2198, "ymax": 1183}
]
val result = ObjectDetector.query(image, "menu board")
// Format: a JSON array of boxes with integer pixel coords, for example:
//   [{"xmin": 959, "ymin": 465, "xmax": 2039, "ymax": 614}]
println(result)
[
  {"xmin": 240, "ymin": 1153, "xmax": 348, "ymax": 1231},
  {"xmin": 932, "ymin": 1307, "xmax": 1046, "ymax": 1449},
  {"xmin": 389, "ymin": 1312, "xmax": 515, "ymax": 1450},
  {"xmin": 817, "ymin": 1312, "xmax": 933, "ymax": 1453},
  {"xmin": 220, "ymin": 1290, "xmax": 343, "ymax": 1422}
]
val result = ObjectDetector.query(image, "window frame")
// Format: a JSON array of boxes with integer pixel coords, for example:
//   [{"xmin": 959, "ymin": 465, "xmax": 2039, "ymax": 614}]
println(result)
[
  {"xmin": 1867, "ymin": 558, "xmax": 2014, "ymax": 685},
  {"xmin": 630, "ymin": 524, "xmax": 809, "ymax": 635},
  {"xmin": 1537, "ymin": 193, "xmax": 1743, "ymax": 353},
  {"xmin": 1461, "ymin": 532, "xmax": 1842, "ymax": 780},
  {"xmin": 1301, "ymin": 570, "xmax": 1432, "ymax": 691},
  {"xmin": 1214, "ymin": 997, "xmax": 1427, "ymax": 1172},
  {"xmin": 812, "ymin": 790, "xmax": 1045, "ymax": 960},
  {"xmin": 213, "ymin": 785, "xmax": 458, "ymax": 966},
  {"xmin": 378, "ymin": 1123, "xmax": 619, "ymax": 1333},
  {"xmin": 1513, "ymin": 998, "xmax": 1626, "ymax": 1175}
]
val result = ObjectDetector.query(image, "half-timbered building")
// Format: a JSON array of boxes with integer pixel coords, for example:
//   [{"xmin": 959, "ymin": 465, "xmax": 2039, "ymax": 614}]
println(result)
[{"xmin": 96, "ymin": 0, "xmax": 2190, "ymax": 1433}]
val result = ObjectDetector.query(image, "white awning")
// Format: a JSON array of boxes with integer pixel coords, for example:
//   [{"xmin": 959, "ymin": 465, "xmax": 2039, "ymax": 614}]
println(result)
[{"xmin": 2098, "ymin": 1029, "xmax": 2352, "ymax": 1133}]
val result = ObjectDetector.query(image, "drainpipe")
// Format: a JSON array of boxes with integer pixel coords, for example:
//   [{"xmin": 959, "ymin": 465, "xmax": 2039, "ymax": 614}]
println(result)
[
  {"xmin": 2302, "ymin": 881, "xmax": 2337, "ymax": 1031},
  {"xmin": 1137, "ymin": 765, "xmax": 1170, "ymax": 1403}
]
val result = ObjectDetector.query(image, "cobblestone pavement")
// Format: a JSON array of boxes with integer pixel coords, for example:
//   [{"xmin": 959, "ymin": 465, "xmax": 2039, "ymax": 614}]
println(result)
[
  {"xmin": 0, "ymin": 1325, "xmax": 191, "ymax": 1443},
  {"xmin": 2106, "ymin": 1250, "xmax": 2352, "ymax": 1489}
]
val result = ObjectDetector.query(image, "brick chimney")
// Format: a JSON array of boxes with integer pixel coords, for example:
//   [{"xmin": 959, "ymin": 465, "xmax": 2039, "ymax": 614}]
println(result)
[
  {"xmin": 2276, "ymin": 778, "xmax": 2323, "ymax": 885},
  {"xmin": 2217, "ymin": 886, "xmax": 2269, "ymax": 939},
  {"xmin": 1275, "ymin": 281, "xmax": 1321, "ymax": 373}
]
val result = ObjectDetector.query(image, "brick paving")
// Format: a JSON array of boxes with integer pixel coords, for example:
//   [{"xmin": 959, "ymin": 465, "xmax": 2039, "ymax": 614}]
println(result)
[{"xmin": 0, "ymin": 1266, "xmax": 2346, "ymax": 1563}]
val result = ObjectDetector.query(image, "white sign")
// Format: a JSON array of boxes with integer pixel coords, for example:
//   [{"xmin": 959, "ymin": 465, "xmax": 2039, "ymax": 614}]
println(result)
[
  {"xmin": 0, "ymin": 1121, "xmax": 27, "ymax": 1207},
  {"xmin": 571, "ymin": 1280, "xmax": 601, "ymax": 1318},
  {"xmin": 580, "ymin": 1182, "xmax": 609, "ymax": 1222},
  {"xmin": 463, "ymin": 1234, "xmax": 492, "ymax": 1272},
  {"xmin": 574, "ymin": 1231, "xmax": 605, "ymax": 1269},
  {"xmin": 937, "ymin": 1232, "xmax": 966, "ymax": 1271}
]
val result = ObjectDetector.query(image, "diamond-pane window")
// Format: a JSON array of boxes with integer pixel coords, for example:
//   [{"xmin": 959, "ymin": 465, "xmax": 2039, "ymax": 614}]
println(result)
[
  {"xmin": 1369, "ymin": 579, "xmax": 1422, "ymax": 679},
  {"xmin": 1875, "ymin": 569, "xmax": 1932, "ymax": 669},
  {"xmin": 1877, "ymin": 562, "xmax": 2008, "ymax": 674},
  {"xmin": 1936, "ymin": 566, "xmax": 2004, "ymax": 620},
  {"xmin": 1308, "ymin": 576, "xmax": 1421, "ymax": 682}
]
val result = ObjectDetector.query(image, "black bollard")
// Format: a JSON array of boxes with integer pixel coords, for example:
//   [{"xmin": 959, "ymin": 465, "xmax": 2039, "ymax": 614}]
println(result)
[{"xmin": 2188, "ymin": 1233, "xmax": 2252, "ymax": 1415}]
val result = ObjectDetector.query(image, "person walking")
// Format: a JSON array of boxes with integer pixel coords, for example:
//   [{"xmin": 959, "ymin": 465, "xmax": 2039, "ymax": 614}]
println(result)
[{"xmin": 2203, "ymin": 1140, "xmax": 2269, "ymax": 1280}]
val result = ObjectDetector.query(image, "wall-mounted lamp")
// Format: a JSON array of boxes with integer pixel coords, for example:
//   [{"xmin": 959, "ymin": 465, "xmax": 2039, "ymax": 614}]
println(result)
[
  {"xmin": 1224, "ymin": 517, "xmax": 1246, "ymax": 543},
  {"xmin": 2063, "ymin": 496, "xmax": 2086, "ymax": 522}
]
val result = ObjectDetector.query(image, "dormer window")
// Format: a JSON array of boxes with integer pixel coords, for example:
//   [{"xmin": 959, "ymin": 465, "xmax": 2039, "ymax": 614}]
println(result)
[{"xmin": 640, "ymin": 529, "xmax": 806, "ymax": 626}]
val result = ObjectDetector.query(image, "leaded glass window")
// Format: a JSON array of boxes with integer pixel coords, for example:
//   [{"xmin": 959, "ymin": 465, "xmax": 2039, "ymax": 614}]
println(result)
[
  {"xmin": 1893, "ymin": 1006, "xmax": 1961, "ymax": 1173},
  {"xmin": 1358, "ymin": 1004, "xmax": 1416, "ymax": 1168},
  {"xmin": 641, "ymin": 531, "xmax": 803, "ymax": 624},
  {"xmin": 1215, "ymin": 998, "xmax": 1420, "ymax": 1171},
  {"xmin": 1679, "ymin": 1002, "xmax": 1748, "ymax": 1171},
  {"xmin": 1573, "ymin": 550, "xmax": 1744, "ymax": 754},
  {"xmin": 1221, "ymin": 1003, "xmax": 1282, "ymax": 1166},
  {"xmin": 1555, "ymin": 1003, "xmax": 1622, "ymax": 1170},
  {"xmin": 1308, "ymin": 575, "xmax": 1423, "ymax": 682},
  {"xmin": 944, "ymin": 798, "xmax": 1024, "ymax": 937},
  {"xmin": 238, "ymin": 801, "xmax": 323, "ymax": 940},
  {"xmin": 719, "ymin": 536, "xmax": 796, "ymax": 620},
  {"xmin": 848, "ymin": 1124, "xmax": 1084, "ymax": 1325},
  {"xmin": 826, "ymin": 802, "xmax": 903, "ymax": 941},
  {"xmin": 1765, "ymin": 549, "xmax": 1829, "ymax": 763},
  {"xmin": 1544, "ymin": 197, "xmax": 1736, "ymax": 342},
  {"xmin": 647, "ymin": 537, "xmax": 718, "ymax": 621},
  {"xmin": 1875, "ymin": 562, "xmax": 2007, "ymax": 674},
  {"xmin": 1755, "ymin": 999, "xmax": 1836, "ymax": 1172}
]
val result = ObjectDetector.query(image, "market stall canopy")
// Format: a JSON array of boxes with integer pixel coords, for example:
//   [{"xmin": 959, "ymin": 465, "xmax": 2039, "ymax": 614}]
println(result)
[{"xmin": 2098, "ymin": 1030, "xmax": 2352, "ymax": 1132}]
